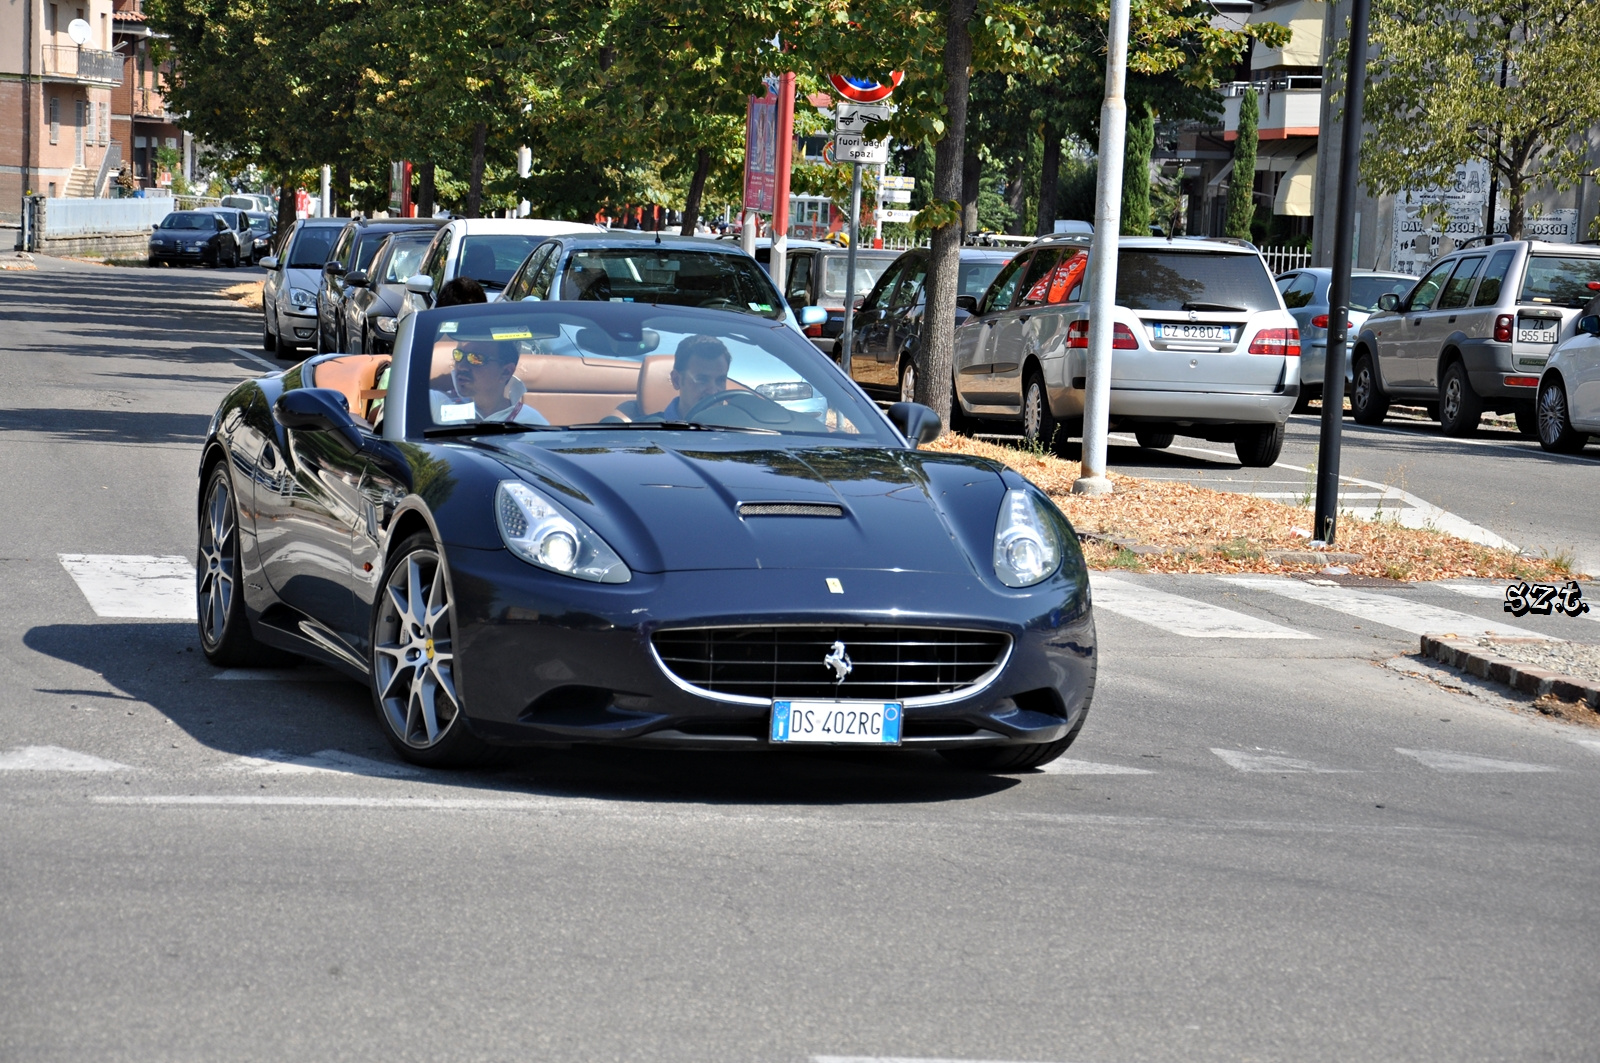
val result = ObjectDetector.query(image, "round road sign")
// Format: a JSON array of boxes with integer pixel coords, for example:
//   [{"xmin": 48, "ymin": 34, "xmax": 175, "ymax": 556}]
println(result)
[{"xmin": 829, "ymin": 73, "xmax": 903, "ymax": 104}]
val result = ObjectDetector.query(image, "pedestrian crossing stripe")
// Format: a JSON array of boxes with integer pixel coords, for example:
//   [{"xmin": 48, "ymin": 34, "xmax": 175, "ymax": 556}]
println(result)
[
  {"xmin": 1037, "ymin": 758, "xmax": 1154, "ymax": 775},
  {"xmin": 1089, "ymin": 574, "xmax": 1317, "ymax": 639},
  {"xmin": 226, "ymin": 749, "xmax": 420, "ymax": 778},
  {"xmin": 1394, "ymin": 748, "xmax": 1560, "ymax": 773},
  {"xmin": 0, "ymin": 745, "xmax": 133, "ymax": 771},
  {"xmin": 1211, "ymin": 749, "xmax": 1358, "ymax": 773},
  {"xmin": 1221, "ymin": 577, "xmax": 1556, "ymax": 640},
  {"xmin": 58, "ymin": 554, "xmax": 195, "ymax": 620}
]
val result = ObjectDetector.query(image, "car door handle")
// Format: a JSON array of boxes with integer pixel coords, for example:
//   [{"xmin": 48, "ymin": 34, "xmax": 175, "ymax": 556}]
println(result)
[
  {"xmin": 1019, "ymin": 314, "xmax": 1031, "ymax": 323},
  {"xmin": 1448, "ymin": 316, "xmax": 1457, "ymax": 323}
]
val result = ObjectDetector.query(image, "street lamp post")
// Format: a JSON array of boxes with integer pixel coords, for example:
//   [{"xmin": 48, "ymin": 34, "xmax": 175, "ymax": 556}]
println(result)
[{"xmin": 1313, "ymin": 0, "xmax": 1372, "ymax": 544}]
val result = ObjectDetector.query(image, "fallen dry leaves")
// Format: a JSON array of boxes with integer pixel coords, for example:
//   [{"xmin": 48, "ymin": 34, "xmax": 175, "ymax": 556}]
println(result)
[
  {"xmin": 930, "ymin": 432, "xmax": 1584, "ymax": 582},
  {"xmin": 220, "ymin": 280, "xmax": 264, "ymax": 311}
]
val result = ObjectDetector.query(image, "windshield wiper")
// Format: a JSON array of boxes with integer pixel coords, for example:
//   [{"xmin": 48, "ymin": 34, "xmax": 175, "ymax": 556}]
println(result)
[
  {"xmin": 1181, "ymin": 301, "xmax": 1248, "ymax": 312},
  {"xmin": 424, "ymin": 421, "xmax": 556, "ymax": 438},
  {"xmin": 564, "ymin": 420, "xmax": 779, "ymax": 435}
]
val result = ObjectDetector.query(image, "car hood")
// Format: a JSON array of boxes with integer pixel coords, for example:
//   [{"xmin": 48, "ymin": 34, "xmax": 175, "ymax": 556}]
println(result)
[
  {"xmin": 283, "ymin": 266, "xmax": 324, "ymax": 293},
  {"xmin": 480, "ymin": 438, "xmax": 1009, "ymax": 576}
]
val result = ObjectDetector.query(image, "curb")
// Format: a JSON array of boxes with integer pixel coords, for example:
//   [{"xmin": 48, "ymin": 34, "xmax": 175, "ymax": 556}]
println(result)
[{"xmin": 1420, "ymin": 634, "xmax": 1600, "ymax": 708}]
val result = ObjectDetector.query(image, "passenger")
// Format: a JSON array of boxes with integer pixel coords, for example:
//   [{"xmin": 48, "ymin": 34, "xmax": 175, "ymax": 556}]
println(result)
[
  {"xmin": 658, "ymin": 335, "xmax": 732, "ymax": 420},
  {"xmin": 430, "ymin": 339, "xmax": 549, "ymax": 425},
  {"xmin": 435, "ymin": 276, "xmax": 487, "ymax": 307}
]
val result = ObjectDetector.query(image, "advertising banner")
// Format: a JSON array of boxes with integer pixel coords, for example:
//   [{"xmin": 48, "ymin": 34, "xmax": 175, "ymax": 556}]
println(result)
[
  {"xmin": 1391, "ymin": 161, "xmax": 1578, "ymax": 274},
  {"xmin": 743, "ymin": 90, "xmax": 778, "ymax": 215}
]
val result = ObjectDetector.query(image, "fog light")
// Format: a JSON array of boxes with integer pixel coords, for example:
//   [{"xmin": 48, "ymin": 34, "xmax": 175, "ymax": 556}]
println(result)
[{"xmin": 294, "ymin": 328, "xmax": 314, "ymax": 339}]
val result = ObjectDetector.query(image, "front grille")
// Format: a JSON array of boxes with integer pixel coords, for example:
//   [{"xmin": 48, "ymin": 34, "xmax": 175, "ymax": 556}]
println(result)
[
  {"xmin": 738, "ymin": 502, "xmax": 843, "ymax": 518},
  {"xmin": 652, "ymin": 626, "xmax": 1011, "ymax": 705}
]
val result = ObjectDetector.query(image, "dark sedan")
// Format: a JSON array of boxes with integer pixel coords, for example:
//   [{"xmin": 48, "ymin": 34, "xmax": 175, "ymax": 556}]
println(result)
[
  {"xmin": 338, "ymin": 230, "xmax": 434, "ymax": 354},
  {"xmin": 244, "ymin": 211, "xmax": 276, "ymax": 264},
  {"xmin": 319, "ymin": 217, "xmax": 446, "ymax": 353},
  {"xmin": 197, "ymin": 300, "xmax": 1095, "ymax": 770},
  {"xmin": 148, "ymin": 208, "xmax": 251, "ymax": 268}
]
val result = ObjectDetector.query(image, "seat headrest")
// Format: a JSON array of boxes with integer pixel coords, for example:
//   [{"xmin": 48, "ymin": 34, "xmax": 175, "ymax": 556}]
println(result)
[{"xmin": 460, "ymin": 244, "xmax": 497, "ymax": 281}]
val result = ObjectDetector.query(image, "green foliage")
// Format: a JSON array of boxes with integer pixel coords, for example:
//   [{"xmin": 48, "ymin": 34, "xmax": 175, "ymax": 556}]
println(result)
[
  {"xmin": 1224, "ymin": 88, "xmax": 1258, "ymax": 240},
  {"xmin": 1358, "ymin": 0, "xmax": 1600, "ymax": 239},
  {"xmin": 1120, "ymin": 104, "xmax": 1154, "ymax": 235}
]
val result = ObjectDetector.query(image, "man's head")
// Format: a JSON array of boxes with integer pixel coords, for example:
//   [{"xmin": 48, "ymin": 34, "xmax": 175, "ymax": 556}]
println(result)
[
  {"xmin": 436, "ymin": 276, "xmax": 487, "ymax": 307},
  {"xmin": 670, "ymin": 335, "xmax": 733, "ymax": 414},
  {"xmin": 450, "ymin": 338, "xmax": 519, "ymax": 410}
]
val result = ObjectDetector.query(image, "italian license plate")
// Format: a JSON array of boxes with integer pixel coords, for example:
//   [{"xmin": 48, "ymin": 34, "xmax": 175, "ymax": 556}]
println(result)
[
  {"xmin": 1517, "ymin": 321, "xmax": 1555, "ymax": 343},
  {"xmin": 771, "ymin": 700, "xmax": 902, "ymax": 745},
  {"xmin": 1154, "ymin": 323, "xmax": 1231, "ymax": 342}
]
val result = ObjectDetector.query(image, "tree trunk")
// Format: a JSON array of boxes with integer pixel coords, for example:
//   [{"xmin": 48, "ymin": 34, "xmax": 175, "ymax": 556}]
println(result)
[
  {"xmin": 1005, "ymin": 153, "xmax": 1027, "ymax": 235},
  {"xmin": 465, "ymin": 122, "xmax": 487, "ymax": 219},
  {"xmin": 1036, "ymin": 122, "xmax": 1060, "ymax": 236},
  {"xmin": 914, "ymin": 0, "xmax": 977, "ymax": 430},
  {"xmin": 275, "ymin": 172, "xmax": 297, "ymax": 246},
  {"xmin": 417, "ymin": 161, "xmax": 436, "ymax": 219},
  {"xmin": 1506, "ymin": 172, "xmax": 1525, "ymax": 240},
  {"xmin": 680, "ymin": 148, "xmax": 711, "ymax": 236},
  {"xmin": 334, "ymin": 163, "xmax": 350, "ymax": 217},
  {"xmin": 961, "ymin": 146, "xmax": 981, "ymax": 235}
]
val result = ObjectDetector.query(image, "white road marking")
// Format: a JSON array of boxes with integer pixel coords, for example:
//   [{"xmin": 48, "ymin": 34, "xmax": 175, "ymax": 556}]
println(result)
[
  {"xmin": 814, "ymin": 1058, "xmax": 1076, "ymax": 1063},
  {"xmin": 1221, "ymin": 576, "xmax": 1556, "ymax": 639},
  {"xmin": 58, "ymin": 554, "xmax": 195, "ymax": 620},
  {"xmin": 0, "ymin": 745, "xmax": 133, "ymax": 772},
  {"xmin": 95, "ymin": 795, "xmax": 569, "ymax": 810},
  {"xmin": 1395, "ymin": 748, "xmax": 1559, "ymax": 773},
  {"xmin": 1089, "ymin": 574, "xmax": 1317, "ymax": 639},
  {"xmin": 213, "ymin": 667, "xmax": 347, "ymax": 682},
  {"xmin": 1243, "ymin": 491, "xmax": 1390, "ymax": 500},
  {"xmin": 225, "ymin": 749, "xmax": 419, "ymax": 778},
  {"xmin": 1574, "ymin": 740, "xmax": 1600, "ymax": 756},
  {"xmin": 1037, "ymin": 758, "xmax": 1154, "ymax": 775},
  {"xmin": 1439, "ymin": 581, "xmax": 1599, "ymax": 622},
  {"xmin": 1211, "ymin": 748, "xmax": 1358, "ymax": 773},
  {"xmin": 225, "ymin": 345, "xmax": 280, "ymax": 372}
]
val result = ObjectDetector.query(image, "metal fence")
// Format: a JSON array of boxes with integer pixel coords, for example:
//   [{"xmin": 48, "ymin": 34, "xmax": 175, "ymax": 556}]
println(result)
[
  {"xmin": 41, "ymin": 45, "xmax": 122, "ymax": 84},
  {"xmin": 1260, "ymin": 246, "xmax": 1313, "ymax": 274},
  {"xmin": 39, "ymin": 196, "xmax": 174, "ymax": 237}
]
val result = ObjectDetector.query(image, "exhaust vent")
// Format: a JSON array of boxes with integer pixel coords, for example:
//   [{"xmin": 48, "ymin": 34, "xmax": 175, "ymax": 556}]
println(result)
[{"xmin": 737, "ymin": 502, "xmax": 844, "ymax": 518}]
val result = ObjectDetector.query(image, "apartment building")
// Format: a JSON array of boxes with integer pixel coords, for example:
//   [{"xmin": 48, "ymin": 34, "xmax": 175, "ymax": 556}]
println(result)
[{"xmin": 110, "ymin": 0, "xmax": 185, "ymax": 190}]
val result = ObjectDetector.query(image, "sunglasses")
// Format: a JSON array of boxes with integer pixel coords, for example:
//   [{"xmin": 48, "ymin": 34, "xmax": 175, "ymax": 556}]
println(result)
[{"xmin": 452, "ymin": 348, "xmax": 511, "ymax": 367}]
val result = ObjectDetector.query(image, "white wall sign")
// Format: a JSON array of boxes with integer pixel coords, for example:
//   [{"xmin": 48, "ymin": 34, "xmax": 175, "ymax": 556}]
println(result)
[{"xmin": 1390, "ymin": 161, "xmax": 1580, "ymax": 273}]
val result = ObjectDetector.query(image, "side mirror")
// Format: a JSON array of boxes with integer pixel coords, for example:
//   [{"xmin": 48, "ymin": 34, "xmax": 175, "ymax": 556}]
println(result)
[
  {"xmin": 273, "ymin": 389, "xmax": 362, "ymax": 451},
  {"xmin": 324, "ymin": 261, "xmax": 346, "ymax": 277},
  {"xmin": 344, "ymin": 270, "xmax": 369, "ymax": 288},
  {"xmin": 405, "ymin": 275, "xmax": 434, "ymax": 296},
  {"xmin": 1377, "ymin": 293, "xmax": 1400, "ymax": 312},
  {"xmin": 886, "ymin": 401, "xmax": 942, "ymax": 447},
  {"xmin": 1580, "ymin": 315, "xmax": 1600, "ymax": 337},
  {"xmin": 955, "ymin": 295, "xmax": 979, "ymax": 314},
  {"xmin": 259, "ymin": 255, "xmax": 279, "ymax": 270},
  {"xmin": 799, "ymin": 305, "xmax": 828, "ymax": 327}
]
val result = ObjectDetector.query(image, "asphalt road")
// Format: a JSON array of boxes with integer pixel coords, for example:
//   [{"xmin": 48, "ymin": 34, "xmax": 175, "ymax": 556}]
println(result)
[{"xmin": 2, "ymin": 258, "xmax": 1599, "ymax": 1063}]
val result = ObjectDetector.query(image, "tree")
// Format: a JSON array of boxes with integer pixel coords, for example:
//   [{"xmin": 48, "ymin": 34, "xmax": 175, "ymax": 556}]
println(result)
[
  {"xmin": 1120, "ymin": 103, "xmax": 1153, "ymax": 235},
  {"xmin": 1359, "ymin": 0, "xmax": 1600, "ymax": 238},
  {"xmin": 1224, "ymin": 87, "xmax": 1258, "ymax": 240}
]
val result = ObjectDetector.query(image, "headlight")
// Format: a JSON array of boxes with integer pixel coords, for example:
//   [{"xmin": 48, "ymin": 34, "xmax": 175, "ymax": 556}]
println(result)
[
  {"xmin": 288, "ymin": 288, "xmax": 316, "ymax": 308},
  {"xmin": 992, "ymin": 488, "xmax": 1061, "ymax": 588},
  {"xmin": 495, "ymin": 480, "xmax": 630, "ymax": 584},
  {"xmin": 374, "ymin": 316, "xmax": 398, "ymax": 334}
]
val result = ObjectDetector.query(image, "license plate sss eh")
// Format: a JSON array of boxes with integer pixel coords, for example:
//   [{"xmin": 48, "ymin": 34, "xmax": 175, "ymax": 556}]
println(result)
[{"xmin": 771, "ymin": 700, "xmax": 902, "ymax": 745}]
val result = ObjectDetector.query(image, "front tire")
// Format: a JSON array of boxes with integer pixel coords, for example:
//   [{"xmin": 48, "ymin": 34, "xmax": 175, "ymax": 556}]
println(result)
[
  {"xmin": 1537, "ymin": 377, "xmax": 1589, "ymax": 454},
  {"xmin": 1235, "ymin": 422, "xmax": 1285, "ymax": 467},
  {"xmin": 1134, "ymin": 429, "xmax": 1175, "ymax": 450},
  {"xmin": 1350, "ymin": 353, "xmax": 1389, "ymax": 425},
  {"xmin": 370, "ymin": 534, "xmax": 493, "ymax": 768},
  {"xmin": 1438, "ymin": 360, "xmax": 1482, "ymax": 436},
  {"xmin": 898, "ymin": 357, "xmax": 916, "ymax": 403},
  {"xmin": 197, "ymin": 464, "xmax": 293, "ymax": 667}
]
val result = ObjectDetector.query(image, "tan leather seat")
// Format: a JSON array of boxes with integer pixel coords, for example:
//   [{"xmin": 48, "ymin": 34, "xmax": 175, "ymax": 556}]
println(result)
[
  {"xmin": 429, "ymin": 339, "xmax": 641, "ymax": 425},
  {"xmin": 311, "ymin": 354, "xmax": 390, "ymax": 425}
]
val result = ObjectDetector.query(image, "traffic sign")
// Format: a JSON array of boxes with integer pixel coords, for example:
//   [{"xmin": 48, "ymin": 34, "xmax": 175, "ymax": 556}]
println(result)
[
  {"xmin": 883, "ymin": 189, "xmax": 912, "ymax": 204},
  {"xmin": 832, "ymin": 134, "xmax": 888, "ymax": 165},
  {"xmin": 879, "ymin": 209, "xmax": 917, "ymax": 224},
  {"xmin": 834, "ymin": 103, "xmax": 891, "ymax": 135},
  {"xmin": 880, "ymin": 175, "xmax": 915, "ymax": 191},
  {"xmin": 829, "ymin": 73, "xmax": 904, "ymax": 104}
]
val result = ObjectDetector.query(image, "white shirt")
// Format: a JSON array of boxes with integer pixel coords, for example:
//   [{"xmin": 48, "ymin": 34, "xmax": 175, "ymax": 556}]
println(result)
[{"xmin": 430, "ymin": 377, "xmax": 549, "ymax": 425}]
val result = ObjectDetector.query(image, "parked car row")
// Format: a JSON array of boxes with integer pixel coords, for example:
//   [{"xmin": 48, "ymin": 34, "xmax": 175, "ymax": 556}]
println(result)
[{"xmin": 147, "ymin": 207, "xmax": 257, "ymax": 269}]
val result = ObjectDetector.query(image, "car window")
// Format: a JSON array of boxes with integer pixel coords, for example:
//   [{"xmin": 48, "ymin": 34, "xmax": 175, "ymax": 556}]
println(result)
[
  {"xmin": 888, "ymin": 256, "xmax": 928, "ymax": 311},
  {"xmin": 1043, "ymin": 250, "xmax": 1089, "ymax": 304},
  {"xmin": 860, "ymin": 261, "xmax": 903, "ymax": 312},
  {"xmin": 1436, "ymin": 256, "xmax": 1485, "ymax": 310},
  {"xmin": 1115, "ymin": 250, "xmax": 1280, "ymax": 312},
  {"xmin": 558, "ymin": 248, "xmax": 785, "ymax": 320},
  {"xmin": 286, "ymin": 226, "xmax": 337, "ymax": 269},
  {"xmin": 352, "ymin": 231, "xmax": 395, "ymax": 272},
  {"xmin": 456, "ymin": 234, "xmax": 545, "ymax": 291},
  {"xmin": 786, "ymin": 252, "xmax": 813, "ymax": 305},
  {"xmin": 425, "ymin": 230, "xmax": 452, "ymax": 287},
  {"xmin": 1017, "ymin": 249, "xmax": 1065, "ymax": 308},
  {"xmin": 532, "ymin": 245, "xmax": 561, "ymax": 299},
  {"xmin": 980, "ymin": 254, "xmax": 1030, "ymax": 314},
  {"xmin": 411, "ymin": 305, "xmax": 897, "ymax": 441},
  {"xmin": 1280, "ymin": 272, "xmax": 1317, "ymax": 309},
  {"xmin": 159, "ymin": 213, "xmax": 212, "ymax": 230},
  {"xmin": 820, "ymin": 255, "xmax": 895, "ymax": 302},
  {"xmin": 215, "ymin": 216, "xmax": 228, "ymax": 232},
  {"xmin": 384, "ymin": 239, "xmax": 432, "ymax": 283},
  {"xmin": 331, "ymin": 226, "xmax": 356, "ymax": 267},
  {"xmin": 1404, "ymin": 260, "xmax": 1456, "ymax": 312},
  {"xmin": 506, "ymin": 245, "xmax": 553, "ymax": 301},
  {"xmin": 1349, "ymin": 276, "xmax": 1414, "ymax": 312},
  {"xmin": 1520, "ymin": 254, "xmax": 1600, "ymax": 308},
  {"xmin": 959, "ymin": 258, "xmax": 1007, "ymax": 299},
  {"xmin": 1473, "ymin": 250, "xmax": 1516, "ymax": 307}
]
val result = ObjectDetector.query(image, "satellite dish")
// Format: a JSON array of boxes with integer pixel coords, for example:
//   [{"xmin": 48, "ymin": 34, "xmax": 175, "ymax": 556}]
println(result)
[{"xmin": 68, "ymin": 18, "xmax": 91, "ymax": 45}]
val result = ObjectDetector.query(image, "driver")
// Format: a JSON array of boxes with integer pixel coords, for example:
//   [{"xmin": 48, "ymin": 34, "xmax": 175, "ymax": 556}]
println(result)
[
  {"xmin": 430, "ymin": 338, "xmax": 549, "ymax": 425},
  {"xmin": 658, "ymin": 335, "xmax": 732, "ymax": 421}
]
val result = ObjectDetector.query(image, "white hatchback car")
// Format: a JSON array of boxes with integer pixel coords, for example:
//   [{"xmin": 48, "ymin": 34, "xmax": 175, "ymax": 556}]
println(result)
[
  {"xmin": 1536, "ymin": 305, "xmax": 1600, "ymax": 453},
  {"xmin": 952, "ymin": 234, "xmax": 1300, "ymax": 466},
  {"xmin": 399, "ymin": 218, "xmax": 604, "ymax": 318}
]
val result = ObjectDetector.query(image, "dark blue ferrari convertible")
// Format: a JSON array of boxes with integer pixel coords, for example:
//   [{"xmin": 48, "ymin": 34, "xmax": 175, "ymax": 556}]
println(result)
[{"xmin": 196, "ymin": 300, "xmax": 1096, "ymax": 769}]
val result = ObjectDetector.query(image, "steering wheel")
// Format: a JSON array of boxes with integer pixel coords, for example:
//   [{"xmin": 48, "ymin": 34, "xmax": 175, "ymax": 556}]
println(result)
[{"xmin": 684, "ymin": 388, "xmax": 796, "ymax": 427}]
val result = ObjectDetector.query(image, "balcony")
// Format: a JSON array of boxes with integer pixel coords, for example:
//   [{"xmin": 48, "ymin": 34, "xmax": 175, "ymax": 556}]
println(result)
[
  {"xmin": 42, "ymin": 44, "xmax": 124, "ymax": 86},
  {"xmin": 132, "ymin": 86, "xmax": 170, "ymax": 119},
  {"xmin": 1222, "ymin": 77, "xmax": 1323, "ymax": 142}
]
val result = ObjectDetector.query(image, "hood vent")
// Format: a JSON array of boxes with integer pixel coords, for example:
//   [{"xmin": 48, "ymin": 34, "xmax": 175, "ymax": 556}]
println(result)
[{"xmin": 738, "ymin": 502, "xmax": 844, "ymax": 518}]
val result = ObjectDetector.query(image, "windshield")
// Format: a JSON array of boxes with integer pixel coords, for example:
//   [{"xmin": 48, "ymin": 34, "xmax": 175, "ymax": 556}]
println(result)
[
  {"xmin": 247, "ymin": 214, "xmax": 271, "ymax": 234},
  {"xmin": 456, "ymin": 235, "xmax": 544, "ymax": 290},
  {"xmin": 1350, "ymin": 276, "xmax": 1414, "ymax": 312},
  {"xmin": 352, "ymin": 231, "xmax": 394, "ymax": 272},
  {"xmin": 821, "ymin": 256, "xmax": 896, "ymax": 302},
  {"xmin": 1520, "ymin": 255, "xmax": 1600, "ymax": 308},
  {"xmin": 408, "ymin": 305, "xmax": 893, "ymax": 441},
  {"xmin": 384, "ymin": 239, "xmax": 432, "ymax": 283},
  {"xmin": 1116, "ymin": 250, "xmax": 1280, "ymax": 312},
  {"xmin": 558, "ymin": 249, "xmax": 785, "ymax": 321},
  {"xmin": 286, "ymin": 227, "xmax": 337, "ymax": 269},
  {"xmin": 159, "ymin": 214, "xmax": 214, "ymax": 231}
]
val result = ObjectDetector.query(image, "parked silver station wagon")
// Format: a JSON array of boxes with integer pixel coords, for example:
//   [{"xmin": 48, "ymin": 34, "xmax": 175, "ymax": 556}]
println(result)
[
  {"xmin": 952, "ymin": 234, "xmax": 1301, "ymax": 467},
  {"xmin": 1351, "ymin": 239, "xmax": 1600, "ymax": 435}
]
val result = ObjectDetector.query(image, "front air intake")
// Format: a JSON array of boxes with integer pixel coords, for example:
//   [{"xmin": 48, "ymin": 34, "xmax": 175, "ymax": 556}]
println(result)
[{"xmin": 737, "ymin": 502, "xmax": 844, "ymax": 518}]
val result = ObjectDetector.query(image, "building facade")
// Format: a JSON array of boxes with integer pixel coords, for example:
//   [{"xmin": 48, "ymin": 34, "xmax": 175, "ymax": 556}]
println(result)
[{"xmin": 111, "ymin": 0, "xmax": 185, "ymax": 191}]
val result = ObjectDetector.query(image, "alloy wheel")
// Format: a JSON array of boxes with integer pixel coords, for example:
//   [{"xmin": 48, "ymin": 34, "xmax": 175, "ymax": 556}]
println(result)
[
  {"xmin": 1441, "ymin": 376, "xmax": 1462, "ymax": 424},
  {"xmin": 899, "ymin": 361, "xmax": 916, "ymax": 403},
  {"xmin": 1353, "ymin": 365, "xmax": 1372, "ymax": 411},
  {"xmin": 374, "ymin": 549, "xmax": 461, "ymax": 749},
  {"xmin": 1539, "ymin": 382, "xmax": 1572, "ymax": 446},
  {"xmin": 197, "ymin": 473, "xmax": 236, "ymax": 647},
  {"xmin": 1024, "ymin": 382, "xmax": 1043, "ymax": 441}
]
